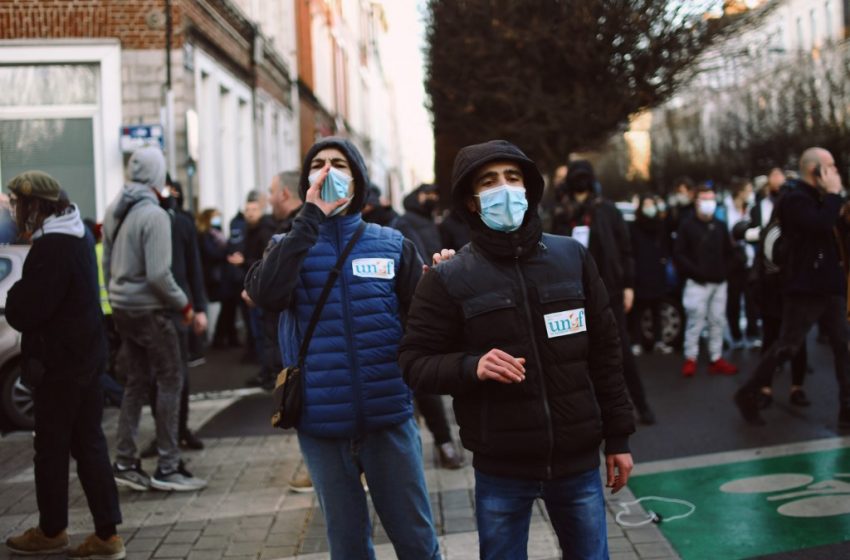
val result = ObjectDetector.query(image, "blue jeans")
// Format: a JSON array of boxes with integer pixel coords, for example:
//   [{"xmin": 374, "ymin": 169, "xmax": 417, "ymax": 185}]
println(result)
[
  {"xmin": 475, "ymin": 469, "xmax": 608, "ymax": 560},
  {"xmin": 298, "ymin": 417, "xmax": 440, "ymax": 560}
]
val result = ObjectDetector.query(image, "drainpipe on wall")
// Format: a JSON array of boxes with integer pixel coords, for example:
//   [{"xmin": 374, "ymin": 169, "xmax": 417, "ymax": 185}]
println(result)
[
  {"xmin": 250, "ymin": 24, "xmax": 262, "ymax": 191},
  {"xmin": 164, "ymin": 0, "xmax": 178, "ymax": 180}
]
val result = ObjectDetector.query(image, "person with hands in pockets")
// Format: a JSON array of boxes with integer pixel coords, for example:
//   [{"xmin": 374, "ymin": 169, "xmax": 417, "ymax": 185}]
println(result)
[
  {"xmin": 399, "ymin": 139, "xmax": 635, "ymax": 560},
  {"xmin": 244, "ymin": 137, "xmax": 440, "ymax": 560}
]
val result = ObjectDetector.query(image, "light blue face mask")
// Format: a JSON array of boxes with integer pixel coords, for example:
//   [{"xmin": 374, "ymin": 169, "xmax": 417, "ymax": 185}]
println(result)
[
  {"xmin": 475, "ymin": 185, "xmax": 528, "ymax": 232},
  {"xmin": 309, "ymin": 167, "xmax": 353, "ymax": 217}
]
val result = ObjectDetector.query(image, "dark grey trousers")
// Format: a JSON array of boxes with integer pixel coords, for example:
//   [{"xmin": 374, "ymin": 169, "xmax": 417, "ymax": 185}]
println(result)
[{"xmin": 113, "ymin": 309, "xmax": 183, "ymax": 473}]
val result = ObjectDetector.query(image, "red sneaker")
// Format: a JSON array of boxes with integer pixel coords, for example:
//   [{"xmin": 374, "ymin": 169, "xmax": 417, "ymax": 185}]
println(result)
[
  {"xmin": 709, "ymin": 358, "xmax": 738, "ymax": 375},
  {"xmin": 681, "ymin": 359, "xmax": 697, "ymax": 377}
]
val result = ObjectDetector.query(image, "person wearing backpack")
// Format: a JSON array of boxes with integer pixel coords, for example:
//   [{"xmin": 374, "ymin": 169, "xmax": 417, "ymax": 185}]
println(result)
[
  {"xmin": 735, "ymin": 147, "xmax": 850, "ymax": 428},
  {"xmin": 737, "ymin": 180, "xmax": 809, "ymax": 409}
]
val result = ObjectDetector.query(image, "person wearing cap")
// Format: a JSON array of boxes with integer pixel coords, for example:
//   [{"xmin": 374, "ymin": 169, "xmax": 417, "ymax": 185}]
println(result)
[
  {"xmin": 3, "ymin": 172, "xmax": 125, "ymax": 558},
  {"xmin": 245, "ymin": 138, "xmax": 440, "ymax": 559},
  {"xmin": 102, "ymin": 146, "xmax": 206, "ymax": 493},
  {"xmin": 399, "ymin": 140, "xmax": 635, "ymax": 559}
]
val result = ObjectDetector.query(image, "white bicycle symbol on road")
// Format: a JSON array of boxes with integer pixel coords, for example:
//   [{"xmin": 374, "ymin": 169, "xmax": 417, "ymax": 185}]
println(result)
[{"xmin": 720, "ymin": 473, "xmax": 850, "ymax": 518}]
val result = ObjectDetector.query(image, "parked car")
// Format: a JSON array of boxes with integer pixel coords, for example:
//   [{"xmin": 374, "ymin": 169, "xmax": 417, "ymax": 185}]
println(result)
[{"xmin": 0, "ymin": 245, "xmax": 30, "ymax": 430}]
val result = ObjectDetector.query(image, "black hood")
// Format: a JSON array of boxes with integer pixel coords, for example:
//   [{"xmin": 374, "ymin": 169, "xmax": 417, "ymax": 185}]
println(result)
[
  {"xmin": 403, "ymin": 183, "xmax": 438, "ymax": 215},
  {"xmin": 298, "ymin": 136, "xmax": 369, "ymax": 214},
  {"xmin": 450, "ymin": 140, "xmax": 544, "ymax": 259},
  {"xmin": 565, "ymin": 159, "xmax": 596, "ymax": 195},
  {"xmin": 450, "ymin": 140, "xmax": 544, "ymax": 226}
]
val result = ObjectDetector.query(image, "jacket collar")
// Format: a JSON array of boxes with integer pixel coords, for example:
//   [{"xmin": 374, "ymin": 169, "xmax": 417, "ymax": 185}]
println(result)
[
  {"xmin": 319, "ymin": 212, "xmax": 364, "ymax": 240},
  {"xmin": 469, "ymin": 212, "xmax": 543, "ymax": 260}
]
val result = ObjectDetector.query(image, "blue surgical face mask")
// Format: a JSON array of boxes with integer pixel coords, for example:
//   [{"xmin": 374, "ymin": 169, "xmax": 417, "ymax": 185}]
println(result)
[
  {"xmin": 642, "ymin": 206, "xmax": 657, "ymax": 219},
  {"xmin": 210, "ymin": 216, "xmax": 222, "ymax": 228},
  {"xmin": 475, "ymin": 185, "xmax": 528, "ymax": 232},
  {"xmin": 309, "ymin": 167, "xmax": 353, "ymax": 217}
]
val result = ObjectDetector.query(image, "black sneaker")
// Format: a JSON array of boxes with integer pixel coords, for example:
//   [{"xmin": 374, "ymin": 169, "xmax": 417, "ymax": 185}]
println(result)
[
  {"xmin": 150, "ymin": 461, "xmax": 207, "ymax": 492},
  {"xmin": 789, "ymin": 389, "xmax": 811, "ymax": 407},
  {"xmin": 180, "ymin": 431, "xmax": 204, "ymax": 450},
  {"xmin": 756, "ymin": 390, "xmax": 773, "ymax": 410},
  {"xmin": 734, "ymin": 389, "xmax": 766, "ymax": 426},
  {"xmin": 113, "ymin": 460, "xmax": 151, "ymax": 491}
]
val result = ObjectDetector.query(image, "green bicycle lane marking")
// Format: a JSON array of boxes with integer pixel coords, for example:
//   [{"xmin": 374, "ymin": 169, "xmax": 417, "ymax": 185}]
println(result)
[{"xmin": 626, "ymin": 445, "xmax": 850, "ymax": 559}]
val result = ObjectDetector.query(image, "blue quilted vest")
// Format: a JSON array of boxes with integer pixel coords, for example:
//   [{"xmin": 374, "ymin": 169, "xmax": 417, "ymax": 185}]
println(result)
[{"xmin": 279, "ymin": 213, "xmax": 413, "ymax": 438}]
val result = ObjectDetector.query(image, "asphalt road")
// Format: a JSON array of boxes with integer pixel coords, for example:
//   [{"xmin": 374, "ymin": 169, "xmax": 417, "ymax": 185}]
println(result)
[{"xmin": 630, "ymin": 332, "xmax": 844, "ymax": 464}]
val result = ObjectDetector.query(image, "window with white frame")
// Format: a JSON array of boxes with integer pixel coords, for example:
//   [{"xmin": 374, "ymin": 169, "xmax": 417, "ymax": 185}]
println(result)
[
  {"xmin": 194, "ymin": 50, "xmax": 255, "ymax": 228},
  {"xmin": 0, "ymin": 41, "xmax": 122, "ymax": 220}
]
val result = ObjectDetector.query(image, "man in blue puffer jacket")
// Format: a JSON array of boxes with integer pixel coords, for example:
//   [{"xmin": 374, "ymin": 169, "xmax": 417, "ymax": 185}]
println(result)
[{"xmin": 245, "ymin": 138, "xmax": 440, "ymax": 559}]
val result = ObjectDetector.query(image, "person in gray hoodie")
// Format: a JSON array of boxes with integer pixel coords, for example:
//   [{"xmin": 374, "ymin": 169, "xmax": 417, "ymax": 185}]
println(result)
[{"xmin": 102, "ymin": 146, "xmax": 206, "ymax": 492}]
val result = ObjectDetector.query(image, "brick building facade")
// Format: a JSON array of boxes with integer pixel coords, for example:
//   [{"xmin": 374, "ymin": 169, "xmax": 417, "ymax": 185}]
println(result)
[{"xmin": 0, "ymin": 0, "xmax": 298, "ymax": 224}]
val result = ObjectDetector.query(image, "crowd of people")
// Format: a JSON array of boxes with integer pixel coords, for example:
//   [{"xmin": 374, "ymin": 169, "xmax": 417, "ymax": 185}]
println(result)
[{"xmin": 3, "ymin": 137, "xmax": 850, "ymax": 559}]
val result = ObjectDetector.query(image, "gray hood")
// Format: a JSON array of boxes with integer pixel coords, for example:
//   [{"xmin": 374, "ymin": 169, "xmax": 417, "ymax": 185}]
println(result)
[{"xmin": 127, "ymin": 146, "xmax": 166, "ymax": 190}]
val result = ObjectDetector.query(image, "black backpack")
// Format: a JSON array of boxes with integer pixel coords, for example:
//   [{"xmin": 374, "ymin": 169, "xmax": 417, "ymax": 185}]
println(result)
[{"xmin": 759, "ymin": 194, "xmax": 787, "ymax": 276}]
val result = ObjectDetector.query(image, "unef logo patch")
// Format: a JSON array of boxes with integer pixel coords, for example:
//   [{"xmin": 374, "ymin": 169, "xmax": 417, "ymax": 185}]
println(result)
[
  {"xmin": 544, "ymin": 308, "xmax": 587, "ymax": 338},
  {"xmin": 352, "ymin": 258, "xmax": 395, "ymax": 279}
]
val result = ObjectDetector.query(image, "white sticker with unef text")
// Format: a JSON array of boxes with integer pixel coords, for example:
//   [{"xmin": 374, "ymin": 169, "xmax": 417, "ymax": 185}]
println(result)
[
  {"xmin": 352, "ymin": 258, "xmax": 395, "ymax": 279},
  {"xmin": 544, "ymin": 308, "xmax": 587, "ymax": 338}
]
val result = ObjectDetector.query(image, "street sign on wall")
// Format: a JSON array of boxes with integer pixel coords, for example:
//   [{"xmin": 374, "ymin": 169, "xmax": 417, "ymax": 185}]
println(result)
[{"xmin": 120, "ymin": 124, "xmax": 164, "ymax": 153}]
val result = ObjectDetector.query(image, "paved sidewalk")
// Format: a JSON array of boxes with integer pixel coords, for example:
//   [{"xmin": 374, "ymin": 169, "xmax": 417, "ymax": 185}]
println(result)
[{"xmin": 0, "ymin": 394, "xmax": 677, "ymax": 559}]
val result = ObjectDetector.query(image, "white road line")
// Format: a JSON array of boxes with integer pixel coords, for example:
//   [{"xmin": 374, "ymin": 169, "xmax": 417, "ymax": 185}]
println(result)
[{"xmin": 634, "ymin": 436, "xmax": 850, "ymax": 476}]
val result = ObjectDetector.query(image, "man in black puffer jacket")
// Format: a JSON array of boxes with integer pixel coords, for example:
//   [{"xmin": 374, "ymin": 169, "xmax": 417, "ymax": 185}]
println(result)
[{"xmin": 399, "ymin": 140, "xmax": 634, "ymax": 560}]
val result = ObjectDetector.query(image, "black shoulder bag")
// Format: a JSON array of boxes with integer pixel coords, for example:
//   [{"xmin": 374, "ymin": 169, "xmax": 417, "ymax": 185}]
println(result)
[{"xmin": 271, "ymin": 222, "xmax": 367, "ymax": 429}]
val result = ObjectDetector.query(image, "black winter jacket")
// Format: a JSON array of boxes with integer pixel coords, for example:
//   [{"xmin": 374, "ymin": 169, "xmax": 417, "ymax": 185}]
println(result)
[
  {"xmin": 630, "ymin": 219, "xmax": 670, "ymax": 300},
  {"xmin": 554, "ymin": 196, "xmax": 635, "ymax": 293},
  {"xmin": 168, "ymin": 209, "xmax": 207, "ymax": 312},
  {"xmin": 399, "ymin": 139, "xmax": 633, "ymax": 480},
  {"xmin": 673, "ymin": 215, "xmax": 734, "ymax": 284},
  {"xmin": 397, "ymin": 191, "xmax": 442, "ymax": 260},
  {"xmin": 7, "ymin": 225, "xmax": 106, "ymax": 386},
  {"xmin": 780, "ymin": 180, "xmax": 847, "ymax": 296}
]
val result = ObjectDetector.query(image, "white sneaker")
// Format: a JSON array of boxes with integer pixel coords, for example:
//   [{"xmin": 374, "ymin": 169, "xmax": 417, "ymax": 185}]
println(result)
[{"xmin": 654, "ymin": 342, "xmax": 674, "ymax": 355}]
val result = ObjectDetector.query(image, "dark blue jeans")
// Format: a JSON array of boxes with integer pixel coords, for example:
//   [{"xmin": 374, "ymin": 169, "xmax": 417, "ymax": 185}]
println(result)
[
  {"xmin": 298, "ymin": 417, "xmax": 440, "ymax": 559},
  {"xmin": 475, "ymin": 468, "xmax": 608, "ymax": 560}
]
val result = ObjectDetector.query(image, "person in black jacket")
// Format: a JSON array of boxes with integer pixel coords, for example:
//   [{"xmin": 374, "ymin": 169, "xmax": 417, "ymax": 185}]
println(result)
[
  {"xmin": 140, "ymin": 192, "xmax": 209, "ymax": 456},
  {"xmin": 242, "ymin": 191, "xmax": 277, "ymax": 389},
  {"xmin": 4, "ymin": 172, "xmax": 124, "ymax": 558},
  {"xmin": 395, "ymin": 183, "xmax": 465, "ymax": 469},
  {"xmin": 399, "ymin": 140, "xmax": 634, "ymax": 560},
  {"xmin": 674, "ymin": 186, "xmax": 738, "ymax": 377},
  {"xmin": 740, "ymin": 183, "xmax": 808, "ymax": 409},
  {"xmin": 735, "ymin": 148, "xmax": 850, "ymax": 428},
  {"xmin": 397, "ymin": 184, "xmax": 441, "ymax": 258},
  {"xmin": 629, "ymin": 195, "xmax": 674, "ymax": 355},
  {"xmin": 438, "ymin": 209, "xmax": 470, "ymax": 251},
  {"xmin": 554, "ymin": 161, "xmax": 655, "ymax": 425}
]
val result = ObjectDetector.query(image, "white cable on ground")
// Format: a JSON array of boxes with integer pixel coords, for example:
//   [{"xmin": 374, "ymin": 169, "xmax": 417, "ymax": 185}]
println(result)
[{"xmin": 614, "ymin": 496, "xmax": 696, "ymax": 527}]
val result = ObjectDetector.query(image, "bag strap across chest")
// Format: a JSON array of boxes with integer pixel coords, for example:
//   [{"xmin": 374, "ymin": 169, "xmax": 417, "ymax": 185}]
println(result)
[{"xmin": 296, "ymin": 221, "xmax": 366, "ymax": 368}]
